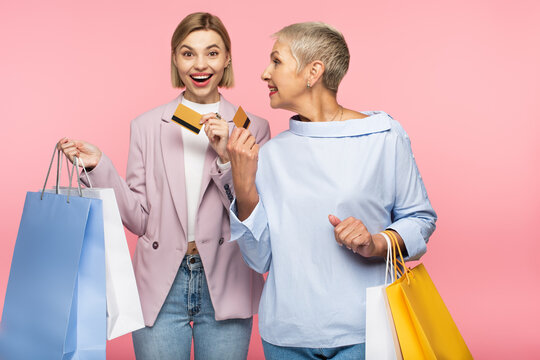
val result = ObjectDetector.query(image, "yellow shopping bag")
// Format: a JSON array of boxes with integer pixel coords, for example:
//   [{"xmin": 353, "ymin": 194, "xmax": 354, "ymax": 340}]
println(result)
[{"xmin": 384, "ymin": 231, "xmax": 473, "ymax": 360}]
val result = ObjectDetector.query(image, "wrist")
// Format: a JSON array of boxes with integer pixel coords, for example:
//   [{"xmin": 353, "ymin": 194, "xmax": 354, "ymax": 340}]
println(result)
[
  {"xmin": 88, "ymin": 152, "xmax": 102, "ymax": 169},
  {"xmin": 371, "ymin": 233, "xmax": 388, "ymax": 258},
  {"xmin": 218, "ymin": 154, "xmax": 230, "ymax": 164},
  {"xmin": 236, "ymin": 188, "xmax": 259, "ymax": 221},
  {"xmin": 236, "ymin": 184, "xmax": 257, "ymax": 203}
]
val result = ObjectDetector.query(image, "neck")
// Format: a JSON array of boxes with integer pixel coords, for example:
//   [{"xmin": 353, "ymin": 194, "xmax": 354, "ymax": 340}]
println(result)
[
  {"xmin": 183, "ymin": 89, "xmax": 220, "ymax": 104},
  {"xmin": 295, "ymin": 88, "xmax": 341, "ymax": 122}
]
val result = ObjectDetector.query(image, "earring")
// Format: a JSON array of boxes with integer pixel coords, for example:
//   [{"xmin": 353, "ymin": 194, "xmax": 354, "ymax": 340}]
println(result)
[
  {"xmin": 226, "ymin": 60, "xmax": 231, "ymax": 68},
  {"xmin": 307, "ymin": 81, "xmax": 311, "ymax": 88}
]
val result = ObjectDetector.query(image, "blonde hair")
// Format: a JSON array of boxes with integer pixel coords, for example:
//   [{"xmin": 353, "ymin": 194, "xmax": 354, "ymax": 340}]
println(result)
[
  {"xmin": 170, "ymin": 12, "xmax": 234, "ymax": 88},
  {"xmin": 273, "ymin": 22, "xmax": 349, "ymax": 92}
]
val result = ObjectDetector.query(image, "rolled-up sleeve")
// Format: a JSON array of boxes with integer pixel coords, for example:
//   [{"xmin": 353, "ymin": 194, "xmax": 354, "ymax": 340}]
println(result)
[
  {"xmin": 388, "ymin": 128, "xmax": 437, "ymax": 261},
  {"xmin": 230, "ymin": 198, "xmax": 272, "ymax": 274}
]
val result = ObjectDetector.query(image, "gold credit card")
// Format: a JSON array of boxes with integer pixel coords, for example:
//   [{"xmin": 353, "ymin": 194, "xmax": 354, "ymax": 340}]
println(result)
[
  {"xmin": 232, "ymin": 106, "xmax": 251, "ymax": 129},
  {"xmin": 171, "ymin": 104, "xmax": 203, "ymax": 134}
]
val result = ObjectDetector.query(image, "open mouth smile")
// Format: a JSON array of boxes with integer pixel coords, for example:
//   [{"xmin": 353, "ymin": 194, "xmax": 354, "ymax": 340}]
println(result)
[
  {"xmin": 268, "ymin": 86, "xmax": 278, "ymax": 96},
  {"xmin": 190, "ymin": 73, "xmax": 213, "ymax": 87}
]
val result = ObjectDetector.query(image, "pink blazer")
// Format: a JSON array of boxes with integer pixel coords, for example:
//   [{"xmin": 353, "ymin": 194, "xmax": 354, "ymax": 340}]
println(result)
[{"xmin": 83, "ymin": 94, "xmax": 270, "ymax": 326}]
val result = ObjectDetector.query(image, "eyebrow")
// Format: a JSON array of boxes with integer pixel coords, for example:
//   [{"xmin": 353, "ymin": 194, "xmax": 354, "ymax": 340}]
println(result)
[
  {"xmin": 179, "ymin": 44, "xmax": 222, "ymax": 51},
  {"xmin": 270, "ymin": 50, "xmax": 280, "ymax": 58}
]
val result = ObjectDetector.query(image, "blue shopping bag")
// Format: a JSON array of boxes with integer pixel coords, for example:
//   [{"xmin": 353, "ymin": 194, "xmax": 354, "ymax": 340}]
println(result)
[{"xmin": 0, "ymin": 151, "xmax": 106, "ymax": 360}]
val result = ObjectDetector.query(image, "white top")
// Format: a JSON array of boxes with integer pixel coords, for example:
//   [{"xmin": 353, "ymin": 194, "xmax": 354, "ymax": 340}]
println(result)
[{"xmin": 181, "ymin": 98, "xmax": 219, "ymax": 242}]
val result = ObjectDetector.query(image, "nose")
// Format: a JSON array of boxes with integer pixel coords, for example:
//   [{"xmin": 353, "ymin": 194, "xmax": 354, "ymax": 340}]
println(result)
[
  {"xmin": 194, "ymin": 55, "xmax": 208, "ymax": 71},
  {"xmin": 261, "ymin": 64, "xmax": 271, "ymax": 82}
]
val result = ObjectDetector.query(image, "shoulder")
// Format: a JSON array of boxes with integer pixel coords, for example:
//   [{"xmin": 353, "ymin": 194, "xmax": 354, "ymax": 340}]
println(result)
[
  {"xmin": 259, "ymin": 130, "xmax": 293, "ymax": 157},
  {"xmin": 388, "ymin": 116, "xmax": 410, "ymax": 140},
  {"xmin": 362, "ymin": 111, "xmax": 410, "ymax": 142},
  {"xmin": 131, "ymin": 97, "xmax": 178, "ymax": 129}
]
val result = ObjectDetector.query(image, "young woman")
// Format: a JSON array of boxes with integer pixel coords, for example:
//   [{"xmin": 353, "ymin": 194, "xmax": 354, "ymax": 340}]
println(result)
[
  {"xmin": 59, "ymin": 12, "xmax": 270, "ymax": 360},
  {"xmin": 227, "ymin": 22, "xmax": 437, "ymax": 359}
]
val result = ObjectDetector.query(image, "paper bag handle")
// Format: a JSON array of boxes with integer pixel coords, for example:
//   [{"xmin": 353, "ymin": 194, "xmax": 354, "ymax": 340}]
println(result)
[
  {"xmin": 380, "ymin": 232, "xmax": 394, "ymax": 285},
  {"xmin": 41, "ymin": 145, "xmax": 83, "ymax": 202},
  {"xmin": 384, "ymin": 230, "xmax": 410, "ymax": 284},
  {"xmin": 77, "ymin": 157, "xmax": 93, "ymax": 189}
]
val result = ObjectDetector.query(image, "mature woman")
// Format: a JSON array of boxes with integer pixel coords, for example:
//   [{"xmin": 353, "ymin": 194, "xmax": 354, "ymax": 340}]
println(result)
[
  {"xmin": 227, "ymin": 22, "xmax": 437, "ymax": 359},
  {"xmin": 58, "ymin": 12, "xmax": 270, "ymax": 360}
]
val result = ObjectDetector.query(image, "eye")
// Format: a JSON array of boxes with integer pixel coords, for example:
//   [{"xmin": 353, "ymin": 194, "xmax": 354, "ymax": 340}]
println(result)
[
  {"xmin": 182, "ymin": 51, "xmax": 193, "ymax": 57},
  {"xmin": 209, "ymin": 51, "xmax": 219, "ymax": 56},
  {"xmin": 273, "ymin": 58, "xmax": 280, "ymax": 66}
]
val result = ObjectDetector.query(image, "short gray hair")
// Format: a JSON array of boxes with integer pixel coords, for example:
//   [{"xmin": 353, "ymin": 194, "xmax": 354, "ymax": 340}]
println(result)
[{"xmin": 273, "ymin": 22, "xmax": 350, "ymax": 92}]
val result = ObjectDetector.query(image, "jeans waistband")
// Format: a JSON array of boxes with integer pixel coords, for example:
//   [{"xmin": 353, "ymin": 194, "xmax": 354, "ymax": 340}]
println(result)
[{"xmin": 182, "ymin": 254, "xmax": 202, "ymax": 270}]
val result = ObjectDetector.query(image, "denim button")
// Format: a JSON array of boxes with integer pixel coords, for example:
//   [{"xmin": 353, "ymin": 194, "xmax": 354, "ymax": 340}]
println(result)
[
  {"xmin": 152, "ymin": 241, "xmax": 159, "ymax": 249},
  {"xmin": 189, "ymin": 257, "xmax": 196, "ymax": 264},
  {"xmin": 219, "ymin": 237, "xmax": 224, "ymax": 245}
]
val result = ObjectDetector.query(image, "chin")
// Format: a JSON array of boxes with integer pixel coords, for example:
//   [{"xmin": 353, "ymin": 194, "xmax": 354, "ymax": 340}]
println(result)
[
  {"xmin": 189, "ymin": 87, "xmax": 213, "ymax": 98},
  {"xmin": 269, "ymin": 98, "xmax": 282, "ymax": 109}
]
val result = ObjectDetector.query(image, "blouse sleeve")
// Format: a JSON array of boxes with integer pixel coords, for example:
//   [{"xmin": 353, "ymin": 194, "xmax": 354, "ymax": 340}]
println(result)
[
  {"xmin": 387, "ymin": 125, "xmax": 437, "ymax": 261},
  {"xmin": 229, "ymin": 198, "xmax": 272, "ymax": 274}
]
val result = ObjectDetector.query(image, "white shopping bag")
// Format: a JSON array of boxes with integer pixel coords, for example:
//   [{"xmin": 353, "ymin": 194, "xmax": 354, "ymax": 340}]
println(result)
[
  {"xmin": 365, "ymin": 233, "xmax": 402, "ymax": 360},
  {"xmin": 47, "ymin": 185, "xmax": 145, "ymax": 340}
]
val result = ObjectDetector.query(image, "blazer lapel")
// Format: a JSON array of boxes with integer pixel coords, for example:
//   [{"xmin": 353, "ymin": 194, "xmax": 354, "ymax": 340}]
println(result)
[
  {"xmin": 197, "ymin": 95, "xmax": 236, "ymax": 208},
  {"xmin": 160, "ymin": 94, "xmax": 188, "ymax": 238}
]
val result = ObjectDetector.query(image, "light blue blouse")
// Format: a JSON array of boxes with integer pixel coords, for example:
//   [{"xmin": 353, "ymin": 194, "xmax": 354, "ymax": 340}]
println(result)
[{"xmin": 230, "ymin": 112, "xmax": 437, "ymax": 348}]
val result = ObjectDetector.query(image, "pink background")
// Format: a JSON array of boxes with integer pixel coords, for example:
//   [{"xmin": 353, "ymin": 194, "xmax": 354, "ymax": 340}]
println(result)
[{"xmin": 1, "ymin": 0, "xmax": 539, "ymax": 359}]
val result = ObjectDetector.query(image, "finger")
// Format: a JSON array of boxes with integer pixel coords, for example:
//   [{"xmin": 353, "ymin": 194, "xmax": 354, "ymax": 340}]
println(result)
[
  {"xmin": 57, "ymin": 137, "xmax": 69, "ymax": 149},
  {"xmin": 334, "ymin": 216, "xmax": 357, "ymax": 233},
  {"xmin": 73, "ymin": 140, "xmax": 87, "ymax": 149},
  {"xmin": 229, "ymin": 127, "xmax": 242, "ymax": 143},
  {"xmin": 199, "ymin": 113, "xmax": 216, "ymax": 125},
  {"xmin": 231, "ymin": 128, "xmax": 251, "ymax": 148},
  {"xmin": 213, "ymin": 119, "xmax": 230, "ymax": 131},
  {"xmin": 354, "ymin": 229, "xmax": 371, "ymax": 247},
  {"xmin": 236, "ymin": 128, "xmax": 250, "ymax": 142},
  {"xmin": 204, "ymin": 122, "xmax": 213, "ymax": 138},
  {"xmin": 352, "ymin": 234, "xmax": 373, "ymax": 254},
  {"xmin": 206, "ymin": 124, "xmax": 228, "ymax": 141},
  {"xmin": 335, "ymin": 218, "xmax": 362, "ymax": 247},
  {"xmin": 60, "ymin": 145, "xmax": 78, "ymax": 156},
  {"xmin": 62, "ymin": 140, "xmax": 84, "ymax": 152},
  {"xmin": 240, "ymin": 133, "xmax": 256, "ymax": 148},
  {"xmin": 64, "ymin": 149, "xmax": 79, "ymax": 162},
  {"xmin": 336, "ymin": 224, "xmax": 359, "ymax": 247},
  {"xmin": 344, "ymin": 231, "xmax": 366, "ymax": 250},
  {"xmin": 328, "ymin": 214, "xmax": 341, "ymax": 227},
  {"xmin": 205, "ymin": 119, "xmax": 229, "ymax": 133},
  {"xmin": 60, "ymin": 142, "xmax": 75, "ymax": 149},
  {"xmin": 59, "ymin": 141, "xmax": 75, "ymax": 150},
  {"xmin": 245, "ymin": 135, "xmax": 256, "ymax": 149}
]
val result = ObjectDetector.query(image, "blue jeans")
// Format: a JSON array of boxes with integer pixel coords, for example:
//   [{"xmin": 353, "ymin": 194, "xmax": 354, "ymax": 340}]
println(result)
[
  {"xmin": 262, "ymin": 339, "xmax": 365, "ymax": 360},
  {"xmin": 132, "ymin": 255, "xmax": 253, "ymax": 360}
]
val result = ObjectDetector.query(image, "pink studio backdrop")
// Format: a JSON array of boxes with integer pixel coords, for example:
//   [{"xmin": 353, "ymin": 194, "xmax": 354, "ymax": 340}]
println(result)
[{"xmin": 1, "ymin": 0, "xmax": 539, "ymax": 359}]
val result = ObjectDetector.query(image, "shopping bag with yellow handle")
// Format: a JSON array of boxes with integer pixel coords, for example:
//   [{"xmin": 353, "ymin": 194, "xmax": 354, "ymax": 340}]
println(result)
[{"xmin": 384, "ymin": 231, "xmax": 473, "ymax": 360}]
